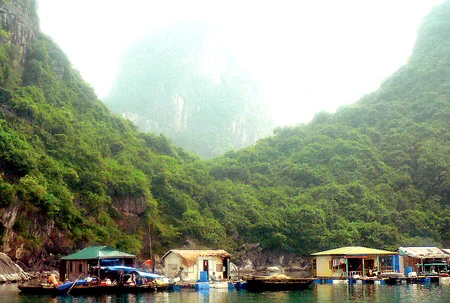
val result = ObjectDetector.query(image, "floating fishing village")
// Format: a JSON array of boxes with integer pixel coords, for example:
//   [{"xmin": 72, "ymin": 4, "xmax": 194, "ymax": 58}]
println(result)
[
  {"xmin": 1, "ymin": 0, "xmax": 450, "ymax": 302},
  {"xmin": 6, "ymin": 244, "xmax": 450, "ymax": 296}
]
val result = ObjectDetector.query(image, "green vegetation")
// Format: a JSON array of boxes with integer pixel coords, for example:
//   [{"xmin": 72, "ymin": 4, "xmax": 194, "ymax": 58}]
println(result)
[{"xmin": 1, "ymin": 1, "xmax": 450, "ymax": 262}]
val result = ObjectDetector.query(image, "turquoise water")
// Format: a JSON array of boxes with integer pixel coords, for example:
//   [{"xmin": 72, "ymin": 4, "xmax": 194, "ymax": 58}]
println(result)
[{"xmin": 3, "ymin": 282, "xmax": 450, "ymax": 303}]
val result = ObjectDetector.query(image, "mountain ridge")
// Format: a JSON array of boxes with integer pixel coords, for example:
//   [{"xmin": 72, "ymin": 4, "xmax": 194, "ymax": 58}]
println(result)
[
  {"xmin": 0, "ymin": 0, "xmax": 450, "ymax": 271},
  {"xmin": 104, "ymin": 21, "xmax": 274, "ymax": 159}
]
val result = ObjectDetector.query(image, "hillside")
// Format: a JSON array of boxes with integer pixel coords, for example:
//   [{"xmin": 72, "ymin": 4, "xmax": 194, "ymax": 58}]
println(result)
[
  {"xmin": 0, "ymin": 0, "xmax": 234, "ymax": 268},
  {"xmin": 103, "ymin": 22, "xmax": 273, "ymax": 159},
  {"xmin": 0, "ymin": 0, "xmax": 450, "ymax": 271},
  {"xmin": 207, "ymin": 1, "xmax": 450, "ymax": 253}
]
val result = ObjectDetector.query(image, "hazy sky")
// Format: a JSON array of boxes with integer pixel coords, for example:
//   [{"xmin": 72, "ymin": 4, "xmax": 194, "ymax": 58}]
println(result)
[{"xmin": 37, "ymin": 0, "xmax": 444, "ymax": 126}]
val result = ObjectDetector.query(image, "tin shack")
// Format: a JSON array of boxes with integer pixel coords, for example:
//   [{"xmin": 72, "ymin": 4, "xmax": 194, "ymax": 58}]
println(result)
[
  {"xmin": 311, "ymin": 246, "xmax": 398, "ymax": 278},
  {"xmin": 162, "ymin": 249, "xmax": 231, "ymax": 281}
]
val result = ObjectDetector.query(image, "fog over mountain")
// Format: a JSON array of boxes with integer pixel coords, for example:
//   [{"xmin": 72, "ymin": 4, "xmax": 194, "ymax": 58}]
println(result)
[
  {"xmin": 104, "ymin": 22, "xmax": 274, "ymax": 158},
  {"xmin": 37, "ymin": 0, "xmax": 445, "ymax": 127}
]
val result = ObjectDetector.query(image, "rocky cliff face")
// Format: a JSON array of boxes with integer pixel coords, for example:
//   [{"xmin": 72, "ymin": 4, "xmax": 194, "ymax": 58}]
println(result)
[
  {"xmin": 0, "ymin": 0, "xmax": 66, "ymax": 272},
  {"xmin": 0, "ymin": 252, "xmax": 30, "ymax": 282},
  {"xmin": 121, "ymin": 95, "xmax": 271, "ymax": 158},
  {"xmin": 105, "ymin": 22, "xmax": 274, "ymax": 159},
  {"xmin": 0, "ymin": 0, "xmax": 38, "ymax": 61}
]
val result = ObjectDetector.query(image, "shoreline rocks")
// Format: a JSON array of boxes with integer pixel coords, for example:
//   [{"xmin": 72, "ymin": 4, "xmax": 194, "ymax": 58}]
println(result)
[{"xmin": 0, "ymin": 252, "xmax": 30, "ymax": 282}]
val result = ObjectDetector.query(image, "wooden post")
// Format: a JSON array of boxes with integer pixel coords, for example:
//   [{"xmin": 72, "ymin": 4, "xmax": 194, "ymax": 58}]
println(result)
[
  {"xmin": 97, "ymin": 259, "xmax": 101, "ymax": 284},
  {"xmin": 362, "ymin": 258, "xmax": 365, "ymax": 277},
  {"xmin": 67, "ymin": 274, "xmax": 83, "ymax": 295},
  {"xmin": 345, "ymin": 258, "xmax": 349, "ymax": 277},
  {"xmin": 377, "ymin": 256, "xmax": 380, "ymax": 273}
]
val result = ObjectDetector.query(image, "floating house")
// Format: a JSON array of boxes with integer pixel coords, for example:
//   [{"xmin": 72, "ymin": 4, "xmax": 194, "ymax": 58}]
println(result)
[
  {"xmin": 60, "ymin": 246, "xmax": 136, "ymax": 281},
  {"xmin": 311, "ymin": 246, "xmax": 398, "ymax": 278},
  {"xmin": 162, "ymin": 249, "xmax": 231, "ymax": 281},
  {"xmin": 398, "ymin": 247, "xmax": 449, "ymax": 276}
]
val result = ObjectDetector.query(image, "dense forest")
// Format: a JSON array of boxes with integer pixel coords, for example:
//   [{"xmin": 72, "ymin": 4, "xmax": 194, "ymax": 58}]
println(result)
[{"xmin": 0, "ymin": 0, "xmax": 450, "ymax": 268}]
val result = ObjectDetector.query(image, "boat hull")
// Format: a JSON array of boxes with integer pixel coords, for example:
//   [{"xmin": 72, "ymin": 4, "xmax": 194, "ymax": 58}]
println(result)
[{"xmin": 18, "ymin": 284, "xmax": 160, "ymax": 296}]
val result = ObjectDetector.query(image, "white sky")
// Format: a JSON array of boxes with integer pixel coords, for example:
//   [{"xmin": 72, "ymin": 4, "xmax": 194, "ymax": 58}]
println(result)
[{"xmin": 37, "ymin": 0, "xmax": 444, "ymax": 126}]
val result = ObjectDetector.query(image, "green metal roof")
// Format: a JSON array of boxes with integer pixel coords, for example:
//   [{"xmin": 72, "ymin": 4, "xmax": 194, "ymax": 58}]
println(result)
[
  {"xmin": 311, "ymin": 246, "xmax": 397, "ymax": 256},
  {"xmin": 61, "ymin": 246, "xmax": 136, "ymax": 260}
]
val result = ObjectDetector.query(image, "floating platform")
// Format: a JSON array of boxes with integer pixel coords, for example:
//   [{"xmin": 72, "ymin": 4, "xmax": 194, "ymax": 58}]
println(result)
[
  {"xmin": 244, "ymin": 275, "xmax": 316, "ymax": 292},
  {"xmin": 315, "ymin": 275, "xmax": 443, "ymax": 285}
]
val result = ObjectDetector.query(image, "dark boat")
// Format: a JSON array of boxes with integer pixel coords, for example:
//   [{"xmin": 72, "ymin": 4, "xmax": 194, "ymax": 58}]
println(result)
[
  {"xmin": 117, "ymin": 283, "xmax": 157, "ymax": 293},
  {"xmin": 18, "ymin": 265, "xmax": 172, "ymax": 296},
  {"xmin": 244, "ymin": 275, "xmax": 316, "ymax": 292},
  {"xmin": 18, "ymin": 282, "xmax": 160, "ymax": 296},
  {"xmin": 379, "ymin": 272, "xmax": 405, "ymax": 285},
  {"xmin": 18, "ymin": 283, "xmax": 120, "ymax": 296},
  {"xmin": 18, "ymin": 284, "xmax": 60, "ymax": 295}
]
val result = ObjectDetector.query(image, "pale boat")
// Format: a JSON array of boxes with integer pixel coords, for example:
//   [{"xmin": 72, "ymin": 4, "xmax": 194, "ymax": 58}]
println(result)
[{"xmin": 209, "ymin": 281, "xmax": 229, "ymax": 289}]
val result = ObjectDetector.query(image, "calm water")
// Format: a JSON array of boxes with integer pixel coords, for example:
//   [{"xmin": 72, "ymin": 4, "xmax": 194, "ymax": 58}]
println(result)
[{"xmin": 3, "ymin": 282, "xmax": 450, "ymax": 303}]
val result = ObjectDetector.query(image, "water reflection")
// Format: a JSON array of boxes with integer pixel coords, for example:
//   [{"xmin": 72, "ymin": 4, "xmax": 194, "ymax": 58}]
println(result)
[
  {"xmin": 315, "ymin": 282, "xmax": 450, "ymax": 303},
  {"xmin": 3, "ymin": 282, "xmax": 450, "ymax": 303}
]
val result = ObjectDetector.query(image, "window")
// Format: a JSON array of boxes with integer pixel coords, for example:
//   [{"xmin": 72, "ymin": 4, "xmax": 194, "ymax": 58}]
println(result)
[
  {"xmin": 216, "ymin": 264, "xmax": 223, "ymax": 272},
  {"xmin": 79, "ymin": 263, "xmax": 83, "ymax": 273}
]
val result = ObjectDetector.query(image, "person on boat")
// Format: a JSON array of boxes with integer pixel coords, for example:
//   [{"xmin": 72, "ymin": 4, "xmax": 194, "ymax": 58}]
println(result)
[
  {"xmin": 210, "ymin": 272, "xmax": 218, "ymax": 281},
  {"xmin": 175, "ymin": 267, "xmax": 184, "ymax": 280},
  {"xmin": 48, "ymin": 274, "xmax": 59, "ymax": 287}
]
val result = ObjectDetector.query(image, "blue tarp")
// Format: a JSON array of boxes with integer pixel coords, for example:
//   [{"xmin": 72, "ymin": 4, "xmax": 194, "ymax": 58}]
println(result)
[
  {"xmin": 136, "ymin": 270, "xmax": 161, "ymax": 279},
  {"xmin": 57, "ymin": 278, "xmax": 98, "ymax": 291},
  {"xmin": 105, "ymin": 266, "xmax": 161, "ymax": 279},
  {"xmin": 100, "ymin": 259, "xmax": 121, "ymax": 266},
  {"xmin": 57, "ymin": 282, "xmax": 74, "ymax": 291}
]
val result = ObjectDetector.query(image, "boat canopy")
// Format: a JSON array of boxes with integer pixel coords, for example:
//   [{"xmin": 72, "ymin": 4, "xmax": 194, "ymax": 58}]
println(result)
[
  {"xmin": 105, "ymin": 266, "xmax": 161, "ymax": 280},
  {"xmin": 398, "ymin": 247, "xmax": 449, "ymax": 259}
]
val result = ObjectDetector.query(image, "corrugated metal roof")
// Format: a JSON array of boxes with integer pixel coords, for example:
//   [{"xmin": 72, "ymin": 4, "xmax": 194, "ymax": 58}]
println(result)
[
  {"xmin": 398, "ymin": 247, "xmax": 449, "ymax": 259},
  {"xmin": 162, "ymin": 249, "xmax": 231, "ymax": 267},
  {"xmin": 311, "ymin": 246, "xmax": 397, "ymax": 256},
  {"xmin": 61, "ymin": 246, "xmax": 136, "ymax": 260}
]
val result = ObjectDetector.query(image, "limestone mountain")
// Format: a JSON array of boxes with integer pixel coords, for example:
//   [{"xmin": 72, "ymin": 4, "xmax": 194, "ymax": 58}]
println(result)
[
  {"xmin": 206, "ymin": 0, "xmax": 450, "ymax": 252},
  {"xmin": 104, "ymin": 22, "xmax": 273, "ymax": 159},
  {"xmin": 2, "ymin": 0, "xmax": 450, "ymax": 272}
]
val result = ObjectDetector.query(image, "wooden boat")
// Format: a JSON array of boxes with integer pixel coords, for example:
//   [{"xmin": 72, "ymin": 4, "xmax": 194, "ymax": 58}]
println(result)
[
  {"xmin": 117, "ymin": 283, "xmax": 157, "ymax": 293},
  {"xmin": 18, "ymin": 283, "xmax": 120, "ymax": 296},
  {"xmin": 244, "ymin": 275, "xmax": 316, "ymax": 292},
  {"xmin": 379, "ymin": 272, "xmax": 405, "ymax": 285},
  {"xmin": 18, "ymin": 266, "xmax": 173, "ymax": 296},
  {"xmin": 18, "ymin": 284, "xmax": 60, "ymax": 295},
  {"xmin": 19, "ymin": 280, "xmax": 171, "ymax": 296}
]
